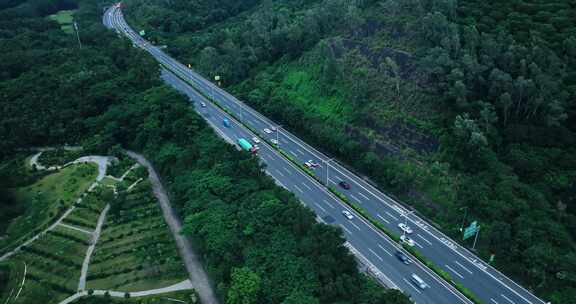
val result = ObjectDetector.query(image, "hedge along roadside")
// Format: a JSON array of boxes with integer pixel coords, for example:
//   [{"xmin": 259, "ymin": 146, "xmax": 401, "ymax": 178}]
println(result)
[{"xmin": 156, "ymin": 62, "xmax": 483, "ymax": 304}]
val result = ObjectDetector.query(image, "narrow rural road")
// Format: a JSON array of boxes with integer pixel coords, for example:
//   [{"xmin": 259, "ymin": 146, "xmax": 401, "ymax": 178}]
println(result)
[
  {"xmin": 78, "ymin": 204, "xmax": 110, "ymax": 291},
  {"xmin": 58, "ymin": 279, "xmax": 194, "ymax": 304},
  {"xmin": 127, "ymin": 151, "xmax": 219, "ymax": 304}
]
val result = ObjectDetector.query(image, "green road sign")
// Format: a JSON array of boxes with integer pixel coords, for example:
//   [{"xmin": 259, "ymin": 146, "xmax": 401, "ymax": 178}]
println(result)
[
  {"xmin": 139, "ymin": 30, "xmax": 145, "ymax": 36},
  {"xmin": 463, "ymin": 221, "xmax": 479, "ymax": 240},
  {"xmin": 489, "ymin": 254, "xmax": 495, "ymax": 263}
]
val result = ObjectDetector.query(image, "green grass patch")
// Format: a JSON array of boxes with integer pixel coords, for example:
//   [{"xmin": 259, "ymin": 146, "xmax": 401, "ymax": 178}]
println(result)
[
  {"xmin": 47, "ymin": 10, "xmax": 76, "ymax": 34},
  {"xmin": 275, "ymin": 66, "xmax": 352, "ymax": 120},
  {"xmin": 100, "ymin": 176, "xmax": 119, "ymax": 187},
  {"xmin": 0, "ymin": 163, "xmax": 97, "ymax": 252}
]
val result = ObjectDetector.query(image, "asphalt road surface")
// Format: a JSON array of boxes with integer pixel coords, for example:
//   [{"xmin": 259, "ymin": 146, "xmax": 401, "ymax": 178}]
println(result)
[{"xmin": 104, "ymin": 5, "xmax": 549, "ymax": 304}]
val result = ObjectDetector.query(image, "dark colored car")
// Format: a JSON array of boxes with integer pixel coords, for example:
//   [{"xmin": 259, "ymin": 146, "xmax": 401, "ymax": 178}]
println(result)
[
  {"xmin": 395, "ymin": 250, "xmax": 412, "ymax": 265},
  {"xmin": 339, "ymin": 181, "xmax": 351, "ymax": 189}
]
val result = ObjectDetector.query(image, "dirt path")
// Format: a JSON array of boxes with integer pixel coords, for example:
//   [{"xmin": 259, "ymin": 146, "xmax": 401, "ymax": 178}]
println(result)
[
  {"xmin": 126, "ymin": 151, "xmax": 219, "ymax": 304},
  {"xmin": 58, "ymin": 279, "xmax": 194, "ymax": 304},
  {"xmin": 78, "ymin": 204, "xmax": 110, "ymax": 291}
]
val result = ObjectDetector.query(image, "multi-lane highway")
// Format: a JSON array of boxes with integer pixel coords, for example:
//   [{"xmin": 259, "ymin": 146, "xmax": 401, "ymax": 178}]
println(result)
[{"xmin": 104, "ymin": 5, "xmax": 549, "ymax": 304}]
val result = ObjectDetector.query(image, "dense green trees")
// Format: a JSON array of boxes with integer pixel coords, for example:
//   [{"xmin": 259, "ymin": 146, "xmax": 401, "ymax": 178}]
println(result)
[
  {"xmin": 120, "ymin": 0, "xmax": 576, "ymax": 301},
  {"xmin": 0, "ymin": 0, "xmax": 412, "ymax": 303}
]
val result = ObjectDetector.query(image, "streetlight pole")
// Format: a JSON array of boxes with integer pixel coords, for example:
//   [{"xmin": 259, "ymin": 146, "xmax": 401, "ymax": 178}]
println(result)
[
  {"xmin": 472, "ymin": 226, "xmax": 481, "ymax": 250},
  {"xmin": 324, "ymin": 158, "xmax": 334, "ymax": 186},
  {"xmin": 403, "ymin": 210, "xmax": 415, "ymax": 237},
  {"xmin": 73, "ymin": 20, "xmax": 82, "ymax": 49},
  {"xmin": 276, "ymin": 126, "xmax": 280, "ymax": 147}
]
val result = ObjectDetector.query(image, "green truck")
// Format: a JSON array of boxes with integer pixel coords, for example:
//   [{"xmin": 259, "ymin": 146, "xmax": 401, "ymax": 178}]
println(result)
[{"xmin": 238, "ymin": 138, "xmax": 258, "ymax": 154}]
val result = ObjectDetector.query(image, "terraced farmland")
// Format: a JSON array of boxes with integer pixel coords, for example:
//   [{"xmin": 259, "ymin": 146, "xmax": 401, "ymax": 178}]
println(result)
[
  {"xmin": 10, "ymin": 225, "xmax": 91, "ymax": 302},
  {"xmin": 87, "ymin": 180, "xmax": 187, "ymax": 291}
]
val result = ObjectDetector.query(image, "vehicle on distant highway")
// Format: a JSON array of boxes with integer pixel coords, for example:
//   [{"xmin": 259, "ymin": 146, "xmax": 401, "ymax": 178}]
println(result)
[
  {"xmin": 395, "ymin": 250, "xmax": 412, "ymax": 265},
  {"xmin": 400, "ymin": 235, "xmax": 415, "ymax": 247},
  {"xmin": 271, "ymin": 139, "xmax": 278, "ymax": 145},
  {"xmin": 398, "ymin": 223, "xmax": 413, "ymax": 234},
  {"xmin": 223, "ymin": 118, "xmax": 231, "ymax": 128},
  {"xmin": 200, "ymin": 102, "xmax": 206, "ymax": 107},
  {"xmin": 339, "ymin": 181, "xmax": 351, "ymax": 189},
  {"xmin": 263, "ymin": 128, "xmax": 272, "ymax": 134},
  {"xmin": 237, "ymin": 138, "xmax": 258, "ymax": 154},
  {"xmin": 342, "ymin": 210, "xmax": 354, "ymax": 220},
  {"xmin": 411, "ymin": 274, "xmax": 428, "ymax": 289},
  {"xmin": 252, "ymin": 137, "xmax": 261, "ymax": 144},
  {"xmin": 305, "ymin": 160, "xmax": 319, "ymax": 168}
]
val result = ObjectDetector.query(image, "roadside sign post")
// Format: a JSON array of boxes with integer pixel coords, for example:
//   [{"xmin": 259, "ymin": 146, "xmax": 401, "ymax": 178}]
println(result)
[{"xmin": 472, "ymin": 226, "xmax": 481, "ymax": 250}]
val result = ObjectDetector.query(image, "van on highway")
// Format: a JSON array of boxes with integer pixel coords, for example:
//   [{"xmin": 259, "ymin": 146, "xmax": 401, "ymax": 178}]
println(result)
[{"xmin": 410, "ymin": 274, "xmax": 427, "ymax": 289}]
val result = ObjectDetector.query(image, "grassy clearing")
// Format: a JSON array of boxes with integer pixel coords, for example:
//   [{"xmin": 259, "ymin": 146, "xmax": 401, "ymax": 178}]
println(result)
[
  {"xmin": 87, "ymin": 181, "xmax": 186, "ymax": 292},
  {"xmin": 0, "ymin": 163, "xmax": 97, "ymax": 252},
  {"xmin": 277, "ymin": 66, "xmax": 352, "ymax": 121},
  {"xmin": 100, "ymin": 176, "xmax": 119, "ymax": 187},
  {"xmin": 47, "ymin": 10, "xmax": 76, "ymax": 34},
  {"xmin": 107, "ymin": 156, "xmax": 136, "ymax": 179}
]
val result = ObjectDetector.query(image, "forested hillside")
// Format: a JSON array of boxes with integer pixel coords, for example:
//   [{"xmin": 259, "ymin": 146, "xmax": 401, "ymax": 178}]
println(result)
[
  {"xmin": 122, "ymin": 0, "xmax": 576, "ymax": 301},
  {"xmin": 0, "ymin": 0, "xmax": 411, "ymax": 303}
]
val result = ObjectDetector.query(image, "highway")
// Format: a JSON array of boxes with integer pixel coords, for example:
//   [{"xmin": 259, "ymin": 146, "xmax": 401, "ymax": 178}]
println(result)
[{"xmin": 104, "ymin": 5, "xmax": 549, "ymax": 304}]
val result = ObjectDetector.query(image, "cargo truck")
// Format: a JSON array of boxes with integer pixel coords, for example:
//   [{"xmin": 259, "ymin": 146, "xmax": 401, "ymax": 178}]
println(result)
[{"xmin": 238, "ymin": 138, "xmax": 258, "ymax": 154}]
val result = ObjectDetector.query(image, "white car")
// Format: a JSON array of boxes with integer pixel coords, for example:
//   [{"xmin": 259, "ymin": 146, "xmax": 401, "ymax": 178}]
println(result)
[
  {"xmin": 398, "ymin": 223, "xmax": 413, "ymax": 234},
  {"xmin": 305, "ymin": 160, "xmax": 320, "ymax": 169},
  {"xmin": 400, "ymin": 235, "xmax": 415, "ymax": 247},
  {"xmin": 342, "ymin": 210, "xmax": 354, "ymax": 220},
  {"xmin": 271, "ymin": 139, "xmax": 278, "ymax": 145},
  {"xmin": 263, "ymin": 128, "xmax": 272, "ymax": 134},
  {"xmin": 252, "ymin": 137, "xmax": 261, "ymax": 144},
  {"xmin": 200, "ymin": 102, "xmax": 207, "ymax": 108}
]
